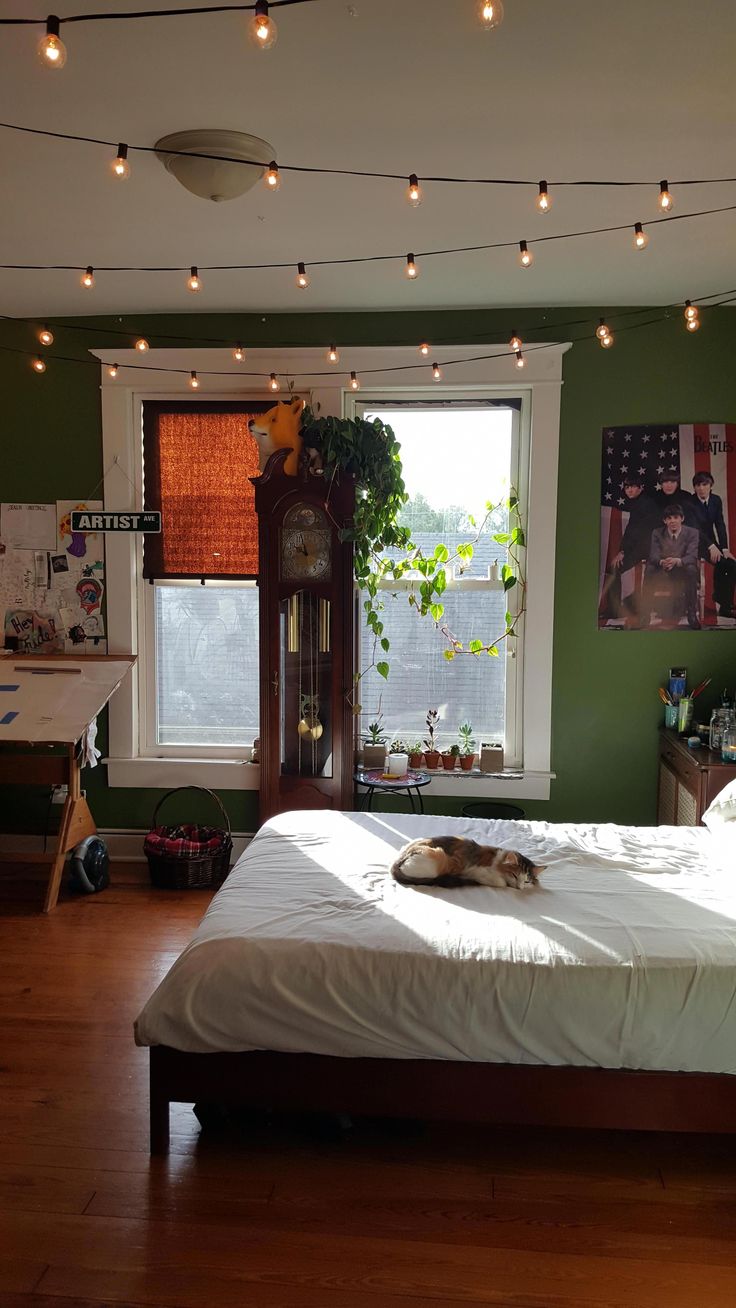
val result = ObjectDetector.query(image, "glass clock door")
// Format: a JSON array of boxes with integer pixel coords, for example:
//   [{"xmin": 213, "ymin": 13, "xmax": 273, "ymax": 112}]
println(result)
[{"xmin": 279, "ymin": 591, "xmax": 333, "ymax": 778}]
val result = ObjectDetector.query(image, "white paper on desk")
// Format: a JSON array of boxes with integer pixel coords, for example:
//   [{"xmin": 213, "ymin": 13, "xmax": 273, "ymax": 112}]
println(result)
[{"xmin": 1, "ymin": 503, "xmax": 56, "ymax": 551}]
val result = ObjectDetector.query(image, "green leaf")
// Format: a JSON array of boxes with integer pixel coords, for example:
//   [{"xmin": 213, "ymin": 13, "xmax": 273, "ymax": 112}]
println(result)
[
  {"xmin": 501, "ymin": 563, "xmax": 513, "ymax": 583},
  {"xmin": 487, "ymin": 645, "xmax": 499, "ymax": 657},
  {"xmin": 434, "ymin": 568, "xmax": 447, "ymax": 595},
  {"xmin": 503, "ymin": 575, "xmax": 517, "ymax": 591},
  {"xmin": 493, "ymin": 532, "xmax": 510, "ymax": 544},
  {"xmin": 468, "ymin": 639, "xmax": 483, "ymax": 654},
  {"xmin": 430, "ymin": 603, "xmax": 444, "ymax": 622},
  {"xmin": 505, "ymin": 610, "xmax": 513, "ymax": 627},
  {"xmin": 434, "ymin": 543, "xmax": 449, "ymax": 562},
  {"xmin": 376, "ymin": 662, "xmax": 389, "ymax": 680},
  {"xmin": 443, "ymin": 649, "xmax": 455, "ymax": 662},
  {"xmin": 511, "ymin": 526, "xmax": 526, "ymax": 546},
  {"xmin": 380, "ymin": 637, "xmax": 390, "ymax": 652}
]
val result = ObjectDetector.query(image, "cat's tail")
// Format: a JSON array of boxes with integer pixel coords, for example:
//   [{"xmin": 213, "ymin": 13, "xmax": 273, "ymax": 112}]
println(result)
[{"xmin": 391, "ymin": 844, "xmax": 453, "ymax": 886}]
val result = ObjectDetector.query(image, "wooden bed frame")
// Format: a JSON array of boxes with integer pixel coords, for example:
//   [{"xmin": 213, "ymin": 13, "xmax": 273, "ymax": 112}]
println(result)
[{"xmin": 149, "ymin": 1045, "xmax": 736, "ymax": 1153}]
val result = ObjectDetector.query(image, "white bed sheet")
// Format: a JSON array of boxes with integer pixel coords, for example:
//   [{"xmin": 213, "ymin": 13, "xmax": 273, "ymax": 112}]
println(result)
[{"xmin": 135, "ymin": 810, "xmax": 736, "ymax": 1074}]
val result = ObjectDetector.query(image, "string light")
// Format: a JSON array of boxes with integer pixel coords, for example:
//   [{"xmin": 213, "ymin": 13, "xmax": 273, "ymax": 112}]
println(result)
[
  {"xmin": 406, "ymin": 253, "xmax": 418, "ymax": 279},
  {"xmin": 296, "ymin": 261, "xmax": 310, "ymax": 289},
  {"xmin": 509, "ymin": 332, "xmax": 522, "ymax": 352},
  {"xmin": 515, "ymin": 350, "xmax": 526, "ymax": 369},
  {"xmin": 38, "ymin": 16, "xmax": 67, "ymax": 69},
  {"xmin": 111, "ymin": 143, "xmax": 130, "ymax": 180},
  {"xmin": 327, "ymin": 344, "xmax": 339, "ymax": 363},
  {"xmin": 187, "ymin": 266, "xmax": 202, "ymax": 293},
  {"xmin": 600, "ymin": 331, "xmax": 614, "ymax": 348},
  {"xmin": 38, "ymin": 326, "xmax": 54, "ymax": 346},
  {"xmin": 189, "ymin": 370, "xmax": 200, "ymax": 389},
  {"xmin": 684, "ymin": 300, "xmax": 700, "ymax": 331},
  {"xmin": 479, "ymin": 0, "xmax": 504, "ymax": 30},
  {"xmin": 135, "ymin": 337, "xmax": 149, "ymax": 352},
  {"xmin": 350, "ymin": 371, "xmax": 361, "ymax": 391},
  {"xmin": 536, "ymin": 180, "xmax": 552, "ymax": 214},
  {"xmin": 596, "ymin": 318, "xmax": 611, "ymax": 340},
  {"xmin": 108, "ymin": 363, "xmax": 119, "ymax": 378},
  {"xmin": 32, "ymin": 356, "xmax": 47, "ymax": 373},
  {"xmin": 249, "ymin": 0, "xmax": 278, "ymax": 49},
  {"xmin": 407, "ymin": 174, "xmax": 422, "ymax": 208},
  {"xmin": 81, "ymin": 266, "xmax": 95, "ymax": 289},
  {"xmin": 264, "ymin": 161, "xmax": 280, "ymax": 191},
  {"xmin": 269, "ymin": 372, "xmax": 280, "ymax": 391},
  {"xmin": 633, "ymin": 222, "xmax": 649, "ymax": 250},
  {"xmin": 518, "ymin": 240, "xmax": 534, "ymax": 269},
  {"xmin": 658, "ymin": 180, "xmax": 674, "ymax": 212},
  {"xmin": 233, "ymin": 344, "xmax": 245, "ymax": 362},
  {"xmin": 432, "ymin": 362, "xmax": 442, "ymax": 381},
  {"xmin": 686, "ymin": 315, "xmax": 700, "ymax": 333},
  {"xmin": 419, "ymin": 342, "xmax": 430, "ymax": 356}
]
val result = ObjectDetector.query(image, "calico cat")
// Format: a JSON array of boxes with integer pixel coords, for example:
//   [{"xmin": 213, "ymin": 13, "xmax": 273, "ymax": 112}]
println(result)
[{"xmin": 391, "ymin": 836, "xmax": 544, "ymax": 889}]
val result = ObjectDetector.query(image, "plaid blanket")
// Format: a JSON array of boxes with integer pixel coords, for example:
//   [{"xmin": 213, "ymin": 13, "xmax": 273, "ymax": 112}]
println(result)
[{"xmin": 144, "ymin": 824, "xmax": 227, "ymax": 858}]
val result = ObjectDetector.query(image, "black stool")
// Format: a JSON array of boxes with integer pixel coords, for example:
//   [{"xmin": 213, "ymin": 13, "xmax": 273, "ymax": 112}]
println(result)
[{"xmin": 461, "ymin": 801, "xmax": 526, "ymax": 821}]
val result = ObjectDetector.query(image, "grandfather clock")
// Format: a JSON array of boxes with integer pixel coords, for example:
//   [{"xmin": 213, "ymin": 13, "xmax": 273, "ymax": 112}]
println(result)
[{"xmin": 252, "ymin": 449, "xmax": 355, "ymax": 822}]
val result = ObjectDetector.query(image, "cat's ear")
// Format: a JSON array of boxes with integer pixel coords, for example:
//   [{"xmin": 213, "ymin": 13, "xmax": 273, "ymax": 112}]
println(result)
[
  {"xmin": 533, "ymin": 864, "xmax": 547, "ymax": 875},
  {"xmin": 501, "ymin": 850, "xmax": 521, "ymax": 869}
]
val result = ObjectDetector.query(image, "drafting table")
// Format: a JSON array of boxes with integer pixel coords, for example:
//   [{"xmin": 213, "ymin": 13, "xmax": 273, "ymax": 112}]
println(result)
[{"xmin": 0, "ymin": 654, "xmax": 135, "ymax": 911}]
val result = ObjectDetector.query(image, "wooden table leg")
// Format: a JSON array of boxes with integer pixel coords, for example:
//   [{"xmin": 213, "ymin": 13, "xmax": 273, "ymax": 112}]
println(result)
[{"xmin": 43, "ymin": 746, "xmax": 96, "ymax": 913}]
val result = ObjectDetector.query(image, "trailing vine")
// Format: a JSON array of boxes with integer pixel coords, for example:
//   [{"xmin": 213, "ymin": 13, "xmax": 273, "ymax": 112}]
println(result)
[{"xmin": 301, "ymin": 406, "xmax": 526, "ymax": 702}]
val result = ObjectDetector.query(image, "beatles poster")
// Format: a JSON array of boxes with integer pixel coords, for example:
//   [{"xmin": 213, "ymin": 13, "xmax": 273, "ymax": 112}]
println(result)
[{"xmin": 598, "ymin": 423, "xmax": 736, "ymax": 630}]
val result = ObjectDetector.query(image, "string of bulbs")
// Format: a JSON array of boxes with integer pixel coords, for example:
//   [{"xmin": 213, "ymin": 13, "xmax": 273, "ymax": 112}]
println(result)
[
  {"xmin": 19, "ymin": 290, "xmax": 733, "ymax": 387},
  {"xmin": 7, "ymin": 3, "xmax": 524, "ymax": 67}
]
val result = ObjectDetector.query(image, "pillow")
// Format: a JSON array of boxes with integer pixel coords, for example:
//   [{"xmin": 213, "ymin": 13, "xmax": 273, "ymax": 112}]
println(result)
[{"xmin": 702, "ymin": 778, "xmax": 736, "ymax": 828}]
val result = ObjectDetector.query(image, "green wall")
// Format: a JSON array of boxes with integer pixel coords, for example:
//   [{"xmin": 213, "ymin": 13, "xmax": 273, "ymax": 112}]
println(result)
[{"xmin": 1, "ymin": 307, "xmax": 735, "ymax": 833}]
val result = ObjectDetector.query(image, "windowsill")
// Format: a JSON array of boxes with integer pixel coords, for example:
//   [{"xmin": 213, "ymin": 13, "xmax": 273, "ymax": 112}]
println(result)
[
  {"xmin": 359, "ymin": 769, "xmax": 554, "ymax": 801},
  {"xmin": 105, "ymin": 757, "xmax": 261, "ymax": 790}
]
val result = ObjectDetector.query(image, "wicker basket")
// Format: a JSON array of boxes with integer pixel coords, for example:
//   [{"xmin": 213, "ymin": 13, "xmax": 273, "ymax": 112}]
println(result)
[{"xmin": 144, "ymin": 786, "xmax": 233, "ymax": 890}]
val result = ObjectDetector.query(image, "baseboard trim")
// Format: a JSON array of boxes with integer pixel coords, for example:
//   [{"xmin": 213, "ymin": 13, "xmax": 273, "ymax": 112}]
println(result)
[{"xmin": 0, "ymin": 829, "xmax": 255, "ymax": 863}]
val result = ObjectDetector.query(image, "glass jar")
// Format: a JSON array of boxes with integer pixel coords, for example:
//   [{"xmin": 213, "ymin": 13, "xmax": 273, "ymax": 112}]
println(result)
[
  {"xmin": 710, "ymin": 707, "xmax": 733, "ymax": 752},
  {"xmin": 721, "ymin": 725, "xmax": 736, "ymax": 765}
]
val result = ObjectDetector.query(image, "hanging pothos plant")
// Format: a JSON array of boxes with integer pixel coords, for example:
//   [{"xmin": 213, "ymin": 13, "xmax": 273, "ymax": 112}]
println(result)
[{"xmin": 301, "ymin": 406, "xmax": 526, "ymax": 703}]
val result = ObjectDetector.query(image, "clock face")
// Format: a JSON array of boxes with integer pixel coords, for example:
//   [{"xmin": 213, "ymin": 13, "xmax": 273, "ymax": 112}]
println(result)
[{"xmin": 280, "ymin": 504, "xmax": 332, "ymax": 580}]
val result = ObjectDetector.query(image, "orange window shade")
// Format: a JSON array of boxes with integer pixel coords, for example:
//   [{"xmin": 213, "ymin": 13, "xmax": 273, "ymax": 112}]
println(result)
[{"xmin": 143, "ymin": 402, "xmax": 269, "ymax": 579}]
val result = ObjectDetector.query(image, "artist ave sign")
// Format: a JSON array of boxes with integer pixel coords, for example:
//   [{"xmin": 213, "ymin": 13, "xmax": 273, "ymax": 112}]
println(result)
[{"xmin": 71, "ymin": 511, "xmax": 162, "ymax": 533}]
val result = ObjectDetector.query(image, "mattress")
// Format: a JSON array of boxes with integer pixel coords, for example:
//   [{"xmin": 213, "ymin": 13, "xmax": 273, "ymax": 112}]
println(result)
[{"xmin": 135, "ymin": 810, "xmax": 736, "ymax": 1074}]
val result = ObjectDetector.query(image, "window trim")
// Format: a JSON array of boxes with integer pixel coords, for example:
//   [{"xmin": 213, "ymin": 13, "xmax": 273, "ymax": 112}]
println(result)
[{"xmin": 97, "ymin": 345, "xmax": 568, "ymax": 794}]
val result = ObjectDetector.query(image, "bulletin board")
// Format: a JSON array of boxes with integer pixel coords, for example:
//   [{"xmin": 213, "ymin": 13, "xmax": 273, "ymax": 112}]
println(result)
[{"xmin": 0, "ymin": 501, "xmax": 106, "ymax": 654}]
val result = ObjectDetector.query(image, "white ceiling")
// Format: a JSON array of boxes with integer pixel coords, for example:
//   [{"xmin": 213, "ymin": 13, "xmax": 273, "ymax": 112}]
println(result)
[{"xmin": 0, "ymin": 0, "xmax": 734, "ymax": 317}]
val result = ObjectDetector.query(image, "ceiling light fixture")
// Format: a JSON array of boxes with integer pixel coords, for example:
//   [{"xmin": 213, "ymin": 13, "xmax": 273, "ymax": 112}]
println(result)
[{"xmin": 155, "ymin": 129, "xmax": 276, "ymax": 203}]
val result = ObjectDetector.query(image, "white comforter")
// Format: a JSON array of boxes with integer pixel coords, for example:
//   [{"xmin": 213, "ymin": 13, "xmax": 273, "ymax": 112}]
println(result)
[{"xmin": 135, "ymin": 810, "xmax": 736, "ymax": 1074}]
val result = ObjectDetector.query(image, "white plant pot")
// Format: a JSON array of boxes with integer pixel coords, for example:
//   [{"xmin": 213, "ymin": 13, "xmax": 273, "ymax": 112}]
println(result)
[{"xmin": 387, "ymin": 752, "xmax": 409, "ymax": 776}]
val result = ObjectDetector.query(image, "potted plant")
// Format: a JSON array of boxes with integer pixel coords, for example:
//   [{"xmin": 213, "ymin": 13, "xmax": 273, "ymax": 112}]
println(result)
[
  {"xmin": 442, "ymin": 744, "xmax": 460, "ymax": 771},
  {"xmin": 423, "ymin": 708, "xmax": 441, "ymax": 769},
  {"xmin": 362, "ymin": 714, "xmax": 387, "ymax": 771},
  {"xmin": 458, "ymin": 722, "xmax": 476, "ymax": 770},
  {"xmin": 388, "ymin": 739, "xmax": 409, "ymax": 776},
  {"xmin": 408, "ymin": 740, "xmax": 424, "ymax": 769}
]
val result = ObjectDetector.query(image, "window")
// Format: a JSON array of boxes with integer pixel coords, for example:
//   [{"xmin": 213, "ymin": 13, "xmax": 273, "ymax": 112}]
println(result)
[{"xmin": 355, "ymin": 401, "xmax": 521, "ymax": 762}]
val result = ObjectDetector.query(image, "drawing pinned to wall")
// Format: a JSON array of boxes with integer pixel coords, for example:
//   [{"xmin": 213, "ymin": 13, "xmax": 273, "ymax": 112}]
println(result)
[
  {"xmin": 4, "ymin": 609, "xmax": 64, "ymax": 653},
  {"xmin": 0, "ymin": 503, "xmax": 56, "ymax": 551}
]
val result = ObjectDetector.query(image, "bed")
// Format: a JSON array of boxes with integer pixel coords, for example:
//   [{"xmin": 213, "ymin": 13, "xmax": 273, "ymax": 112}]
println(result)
[{"xmin": 135, "ymin": 809, "xmax": 736, "ymax": 1152}]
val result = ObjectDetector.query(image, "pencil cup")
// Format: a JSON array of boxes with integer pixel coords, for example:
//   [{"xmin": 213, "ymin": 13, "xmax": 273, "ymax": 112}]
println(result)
[
  {"xmin": 664, "ymin": 704, "xmax": 678, "ymax": 729},
  {"xmin": 677, "ymin": 697, "xmax": 693, "ymax": 734}
]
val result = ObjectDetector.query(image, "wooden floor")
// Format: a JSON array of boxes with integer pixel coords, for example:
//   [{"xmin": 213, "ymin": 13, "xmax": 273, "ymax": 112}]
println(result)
[{"xmin": 1, "ymin": 866, "xmax": 735, "ymax": 1308}]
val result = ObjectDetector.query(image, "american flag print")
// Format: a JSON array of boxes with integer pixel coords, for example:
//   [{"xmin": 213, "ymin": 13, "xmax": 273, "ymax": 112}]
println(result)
[{"xmin": 598, "ymin": 423, "xmax": 736, "ymax": 630}]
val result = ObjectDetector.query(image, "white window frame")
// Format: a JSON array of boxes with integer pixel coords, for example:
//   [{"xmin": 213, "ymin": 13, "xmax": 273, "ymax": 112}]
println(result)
[{"xmin": 96, "ymin": 344, "xmax": 568, "ymax": 796}]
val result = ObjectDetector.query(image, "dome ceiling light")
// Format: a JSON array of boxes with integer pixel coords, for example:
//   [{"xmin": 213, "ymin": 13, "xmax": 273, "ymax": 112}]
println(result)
[{"xmin": 154, "ymin": 129, "xmax": 276, "ymax": 202}]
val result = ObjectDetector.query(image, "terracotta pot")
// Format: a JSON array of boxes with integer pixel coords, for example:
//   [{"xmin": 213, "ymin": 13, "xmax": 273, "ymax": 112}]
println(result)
[
  {"xmin": 459, "ymin": 753, "xmax": 475, "ymax": 771},
  {"xmin": 441, "ymin": 754, "xmax": 458, "ymax": 771},
  {"xmin": 409, "ymin": 752, "xmax": 423, "ymax": 769},
  {"xmin": 424, "ymin": 751, "xmax": 441, "ymax": 770}
]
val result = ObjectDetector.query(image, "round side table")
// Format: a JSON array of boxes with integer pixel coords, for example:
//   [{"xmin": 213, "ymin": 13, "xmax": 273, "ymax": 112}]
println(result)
[{"xmin": 354, "ymin": 769, "xmax": 432, "ymax": 814}]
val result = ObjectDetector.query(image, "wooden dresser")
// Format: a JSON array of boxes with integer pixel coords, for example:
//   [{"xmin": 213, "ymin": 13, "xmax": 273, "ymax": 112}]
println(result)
[{"xmin": 657, "ymin": 729, "xmax": 736, "ymax": 825}]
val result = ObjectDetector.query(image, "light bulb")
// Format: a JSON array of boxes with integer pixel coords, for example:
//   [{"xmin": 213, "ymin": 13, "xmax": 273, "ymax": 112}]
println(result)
[
  {"xmin": 518, "ymin": 240, "xmax": 534, "ymax": 269},
  {"xmin": 419, "ymin": 342, "xmax": 430, "ymax": 356},
  {"xmin": 509, "ymin": 333, "xmax": 522, "ymax": 353},
  {"xmin": 406, "ymin": 253, "xmax": 418, "ymax": 280},
  {"xmin": 432, "ymin": 362, "xmax": 442, "ymax": 381},
  {"xmin": 264, "ymin": 161, "xmax": 280, "ymax": 191},
  {"xmin": 269, "ymin": 372, "xmax": 280, "ymax": 391},
  {"xmin": 38, "ymin": 326, "xmax": 54, "ymax": 346},
  {"xmin": 111, "ymin": 143, "xmax": 130, "ymax": 180},
  {"xmin": 189, "ymin": 370, "xmax": 200, "ymax": 389},
  {"xmin": 81, "ymin": 266, "xmax": 95, "ymax": 289},
  {"xmin": 32, "ymin": 356, "xmax": 47, "ymax": 374},
  {"xmin": 296, "ymin": 261, "xmax": 310, "ymax": 289},
  {"xmin": 407, "ymin": 173, "xmax": 422, "ymax": 208},
  {"xmin": 600, "ymin": 332, "xmax": 614, "ymax": 349},
  {"xmin": 233, "ymin": 345, "xmax": 245, "ymax": 362},
  {"xmin": 684, "ymin": 300, "xmax": 698, "ymax": 321},
  {"xmin": 249, "ymin": 1, "xmax": 278, "ymax": 49},
  {"xmin": 327, "ymin": 345, "xmax": 339, "ymax": 363},
  {"xmin": 108, "ymin": 363, "xmax": 119, "ymax": 378},
  {"xmin": 633, "ymin": 222, "xmax": 649, "ymax": 250},
  {"xmin": 596, "ymin": 318, "xmax": 611, "ymax": 340},
  {"xmin": 39, "ymin": 17, "xmax": 67, "ymax": 69},
  {"xmin": 515, "ymin": 350, "xmax": 526, "ymax": 369},
  {"xmin": 536, "ymin": 180, "xmax": 551, "ymax": 214},
  {"xmin": 135, "ymin": 338, "xmax": 149, "ymax": 352},
  {"xmin": 479, "ymin": 0, "xmax": 504, "ymax": 30},
  {"xmin": 686, "ymin": 316, "xmax": 701, "ymax": 332},
  {"xmin": 187, "ymin": 266, "xmax": 202, "ymax": 293},
  {"xmin": 350, "ymin": 371, "xmax": 361, "ymax": 391},
  {"xmin": 658, "ymin": 180, "xmax": 674, "ymax": 213}
]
